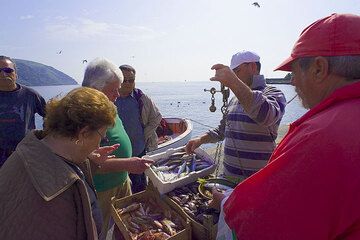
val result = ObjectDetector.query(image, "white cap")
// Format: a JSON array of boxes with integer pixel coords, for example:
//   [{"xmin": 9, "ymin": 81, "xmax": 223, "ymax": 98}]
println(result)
[{"xmin": 230, "ymin": 50, "xmax": 260, "ymax": 70}]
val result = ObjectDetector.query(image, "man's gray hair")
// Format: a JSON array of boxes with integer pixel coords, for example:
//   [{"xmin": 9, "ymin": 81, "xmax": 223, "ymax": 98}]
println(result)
[
  {"xmin": 298, "ymin": 56, "xmax": 360, "ymax": 81},
  {"xmin": 82, "ymin": 58, "xmax": 123, "ymax": 90}
]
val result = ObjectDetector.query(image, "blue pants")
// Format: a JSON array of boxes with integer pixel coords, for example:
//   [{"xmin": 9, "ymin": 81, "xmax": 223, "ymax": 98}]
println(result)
[
  {"xmin": 129, "ymin": 149, "xmax": 147, "ymax": 193},
  {"xmin": 129, "ymin": 172, "xmax": 147, "ymax": 193}
]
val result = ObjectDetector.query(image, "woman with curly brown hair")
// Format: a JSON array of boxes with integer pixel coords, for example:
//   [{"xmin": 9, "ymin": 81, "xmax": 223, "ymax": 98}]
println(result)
[{"xmin": 0, "ymin": 87, "xmax": 117, "ymax": 240}]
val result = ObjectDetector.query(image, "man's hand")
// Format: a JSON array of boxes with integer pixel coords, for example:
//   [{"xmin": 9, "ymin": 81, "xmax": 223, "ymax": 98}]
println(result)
[
  {"xmin": 126, "ymin": 157, "xmax": 154, "ymax": 174},
  {"xmin": 88, "ymin": 144, "xmax": 120, "ymax": 166},
  {"xmin": 185, "ymin": 137, "xmax": 202, "ymax": 154},
  {"xmin": 209, "ymin": 188, "xmax": 226, "ymax": 211},
  {"xmin": 211, "ymin": 63, "xmax": 254, "ymax": 112},
  {"xmin": 210, "ymin": 64, "xmax": 240, "ymax": 89}
]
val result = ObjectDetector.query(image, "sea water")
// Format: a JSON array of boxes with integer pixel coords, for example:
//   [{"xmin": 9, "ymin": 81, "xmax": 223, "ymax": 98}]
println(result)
[{"xmin": 33, "ymin": 81, "xmax": 307, "ymax": 137}]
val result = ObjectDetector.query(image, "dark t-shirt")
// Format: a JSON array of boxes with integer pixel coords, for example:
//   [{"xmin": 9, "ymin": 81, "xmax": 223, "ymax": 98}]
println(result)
[{"xmin": 0, "ymin": 84, "xmax": 46, "ymax": 166}]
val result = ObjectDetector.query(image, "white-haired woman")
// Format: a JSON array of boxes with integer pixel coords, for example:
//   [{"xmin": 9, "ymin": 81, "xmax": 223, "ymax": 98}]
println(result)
[{"xmin": 82, "ymin": 58, "xmax": 153, "ymax": 237}]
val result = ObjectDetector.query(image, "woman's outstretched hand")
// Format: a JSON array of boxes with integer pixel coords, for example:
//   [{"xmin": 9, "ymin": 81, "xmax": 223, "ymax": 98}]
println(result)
[{"xmin": 88, "ymin": 144, "xmax": 120, "ymax": 166}]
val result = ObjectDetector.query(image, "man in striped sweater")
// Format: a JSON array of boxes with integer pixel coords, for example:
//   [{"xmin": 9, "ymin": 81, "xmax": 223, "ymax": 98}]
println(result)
[{"xmin": 186, "ymin": 50, "xmax": 286, "ymax": 181}]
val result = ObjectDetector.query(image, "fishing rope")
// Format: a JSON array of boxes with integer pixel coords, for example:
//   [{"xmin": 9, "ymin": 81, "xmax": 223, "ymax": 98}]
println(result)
[
  {"xmin": 187, "ymin": 117, "xmax": 223, "ymax": 176},
  {"xmin": 286, "ymin": 94, "xmax": 298, "ymax": 105},
  {"xmin": 188, "ymin": 118, "xmax": 215, "ymax": 129},
  {"xmin": 214, "ymin": 141, "xmax": 223, "ymax": 177}
]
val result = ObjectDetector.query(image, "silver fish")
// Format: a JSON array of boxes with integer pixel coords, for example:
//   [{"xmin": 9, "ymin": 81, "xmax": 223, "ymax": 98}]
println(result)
[{"xmin": 177, "ymin": 161, "xmax": 187, "ymax": 176}]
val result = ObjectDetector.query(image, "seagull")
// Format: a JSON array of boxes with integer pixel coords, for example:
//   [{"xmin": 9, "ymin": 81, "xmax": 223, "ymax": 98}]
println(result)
[
  {"xmin": 57, "ymin": 50, "xmax": 62, "ymax": 54},
  {"xmin": 82, "ymin": 59, "xmax": 87, "ymax": 64},
  {"xmin": 252, "ymin": 2, "xmax": 260, "ymax": 7}
]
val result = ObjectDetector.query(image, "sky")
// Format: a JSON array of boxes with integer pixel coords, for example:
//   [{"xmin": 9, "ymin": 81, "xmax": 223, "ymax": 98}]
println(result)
[{"xmin": 1, "ymin": 0, "xmax": 359, "ymax": 83}]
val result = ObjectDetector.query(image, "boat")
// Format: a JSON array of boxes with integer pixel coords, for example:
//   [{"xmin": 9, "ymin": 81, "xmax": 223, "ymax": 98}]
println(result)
[{"xmin": 147, "ymin": 117, "xmax": 193, "ymax": 155}]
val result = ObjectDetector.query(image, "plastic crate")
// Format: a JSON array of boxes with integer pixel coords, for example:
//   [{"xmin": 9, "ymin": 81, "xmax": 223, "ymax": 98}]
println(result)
[{"xmin": 144, "ymin": 147, "xmax": 216, "ymax": 195}]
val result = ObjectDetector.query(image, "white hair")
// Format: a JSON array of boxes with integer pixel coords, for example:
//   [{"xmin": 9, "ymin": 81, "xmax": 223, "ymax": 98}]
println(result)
[
  {"xmin": 81, "ymin": 58, "xmax": 123, "ymax": 90},
  {"xmin": 298, "ymin": 56, "xmax": 360, "ymax": 81}
]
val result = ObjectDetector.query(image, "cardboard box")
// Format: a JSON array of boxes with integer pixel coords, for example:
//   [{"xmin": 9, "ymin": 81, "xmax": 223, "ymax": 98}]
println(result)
[
  {"xmin": 111, "ymin": 189, "xmax": 192, "ymax": 240},
  {"xmin": 144, "ymin": 147, "xmax": 216, "ymax": 195}
]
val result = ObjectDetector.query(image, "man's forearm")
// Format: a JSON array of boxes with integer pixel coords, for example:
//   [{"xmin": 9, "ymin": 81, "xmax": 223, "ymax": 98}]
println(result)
[
  {"xmin": 229, "ymin": 78, "xmax": 254, "ymax": 113},
  {"xmin": 95, "ymin": 158, "xmax": 132, "ymax": 173},
  {"xmin": 199, "ymin": 133, "xmax": 215, "ymax": 144}
]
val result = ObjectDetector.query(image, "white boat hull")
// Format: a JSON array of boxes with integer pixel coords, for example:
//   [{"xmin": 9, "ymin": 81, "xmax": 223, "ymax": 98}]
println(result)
[{"xmin": 147, "ymin": 118, "xmax": 192, "ymax": 155}]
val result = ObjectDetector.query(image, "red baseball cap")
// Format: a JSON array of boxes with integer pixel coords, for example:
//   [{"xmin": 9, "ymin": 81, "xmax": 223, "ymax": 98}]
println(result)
[{"xmin": 275, "ymin": 13, "xmax": 360, "ymax": 71}]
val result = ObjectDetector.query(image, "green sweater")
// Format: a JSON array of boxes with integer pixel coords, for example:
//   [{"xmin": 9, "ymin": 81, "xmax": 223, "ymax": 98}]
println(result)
[{"xmin": 93, "ymin": 116, "xmax": 132, "ymax": 192}]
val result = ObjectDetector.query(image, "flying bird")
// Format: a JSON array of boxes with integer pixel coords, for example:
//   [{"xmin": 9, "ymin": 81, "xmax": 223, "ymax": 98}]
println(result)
[
  {"xmin": 252, "ymin": 2, "xmax": 260, "ymax": 7},
  {"xmin": 57, "ymin": 50, "xmax": 62, "ymax": 54},
  {"xmin": 82, "ymin": 59, "xmax": 88, "ymax": 64}
]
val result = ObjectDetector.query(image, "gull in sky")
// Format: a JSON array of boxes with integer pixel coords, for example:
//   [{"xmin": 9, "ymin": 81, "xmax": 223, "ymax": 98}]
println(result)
[{"xmin": 252, "ymin": 2, "xmax": 260, "ymax": 8}]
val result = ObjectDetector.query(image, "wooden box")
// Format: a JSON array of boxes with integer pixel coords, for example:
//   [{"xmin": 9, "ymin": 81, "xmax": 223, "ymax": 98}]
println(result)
[
  {"xmin": 111, "ymin": 189, "xmax": 192, "ymax": 240},
  {"xmin": 163, "ymin": 191, "xmax": 218, "ymax": 240}
]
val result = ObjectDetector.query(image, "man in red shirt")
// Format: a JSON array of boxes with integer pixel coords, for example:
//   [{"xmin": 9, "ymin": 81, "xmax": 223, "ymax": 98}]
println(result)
[{"xmin": 211, "ymin": 13, "xmax": 360, "ymax": 239}]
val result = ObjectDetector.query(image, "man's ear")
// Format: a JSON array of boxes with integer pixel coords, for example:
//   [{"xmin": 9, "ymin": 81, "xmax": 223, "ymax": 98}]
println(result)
[
  {"xmin": 249, "ymin": 62, "xmax": 258, "ymax": 74},
  {"xmin": 312, "ymin": 56, "xmax": 329, "ymax": 83}
]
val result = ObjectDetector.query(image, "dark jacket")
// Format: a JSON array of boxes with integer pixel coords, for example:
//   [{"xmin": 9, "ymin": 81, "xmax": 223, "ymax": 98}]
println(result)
[{"xmin": 0, "ymin": 130, "xmax": 98, "ymax": 240}]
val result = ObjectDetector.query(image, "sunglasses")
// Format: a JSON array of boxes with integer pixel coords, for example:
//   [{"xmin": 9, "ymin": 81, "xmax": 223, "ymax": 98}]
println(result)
[
  {"xmin": 123, "ymin": 77, "xmax": 135, "ymax": 83},
  {"xmin": 0, "ymin": 67, "xmax": 15, "ymax": 74}
]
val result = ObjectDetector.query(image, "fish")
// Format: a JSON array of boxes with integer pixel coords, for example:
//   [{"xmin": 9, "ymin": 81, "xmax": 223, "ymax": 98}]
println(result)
[
  {"xmin": 164, "ymin": 159, "xmax": 183, "ymax": 166},
  {"xmin": 180, "ymin": 195, "xmax": 190, "ymax": 204},
  {"xmin": 180, "ymin": 154, "xmax": 193, "ymax": 161},
  {"xmin": 204, "ymin": 183, "xmax": 233, "ymax": 191},
  {"xmin": 176, "ymin": 161, "xmax": 187, "ymax": 176},
  {"xmin": 132, "ymin": 216, "xmax": 150, "ymax": 225},
  {"xmin": 168, "ymin": 151, "xmax": 187, "ymax": 159},
  {"xmin": 128, "ymin": 221, "xmax": 140, "ymax": 231},
  {"xmin": 185, "ymin": 165, "xmax": 190, "ymax": 174},
  {"xmin": 120, "ymin": 203, "xmax": 140, "ymax": 214},
  {"xmin": 153, "ymin": 157, "xmax": 171, "ymax": 166},
  {"xmin": 195, "ymin": 163, "xmax": 211, "ymax": 171},
  {"xmin": 138, "ymin": 203, "xmax": 146, "ymax": 215},
  {"xmin": 153, "ymin": 232, "xmax": 171, "ymax": 240},
  {"xmin": 153, "ymin": 220, "xmax": 163, "ymax": 229},
  {"xmin": 152, "ymin": 165, "xmax": 177, "ymax": 172},
  {"xmin": 157, "ymin": 171, "xmax": 166, "ymax": 181},
  {"xmin": 190, "ymin": 155, "xmax": 196, "ymax": 172},
  {"xmin": 161, "ymin": 219, "xmax": 176, "ymax": 236},
  {"xmin": 171, "ymin": 196, "xmax": 182, "ymax": 205}
]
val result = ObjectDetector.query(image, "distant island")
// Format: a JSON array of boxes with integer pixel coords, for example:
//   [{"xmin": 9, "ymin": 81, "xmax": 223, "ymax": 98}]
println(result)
[
  {"xmin": 13, "ymin": 59, "xmax": 78, "ymax": 86},
  {"xmin": 266, "ymin": 73, "xmax": 292, "ymax": 84}
]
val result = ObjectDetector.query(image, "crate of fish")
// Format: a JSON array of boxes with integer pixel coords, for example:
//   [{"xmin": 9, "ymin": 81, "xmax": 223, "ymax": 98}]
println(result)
[
  {"xmin": 144, "ymin": 147, "xmax": 216, "ymax": 195},
  {"xmin": 164, "ymin": 179, "xmax": 237, "ymax": 240},
  {"xmin": 111, "ymin": 189, "xmax": 191, "ymax": 240}
]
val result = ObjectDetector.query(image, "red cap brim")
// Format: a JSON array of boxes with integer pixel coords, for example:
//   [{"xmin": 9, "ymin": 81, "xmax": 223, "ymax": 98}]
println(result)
[{"xmin": 274, "ymin": 56, "xmax": 295, "ymax": 72}]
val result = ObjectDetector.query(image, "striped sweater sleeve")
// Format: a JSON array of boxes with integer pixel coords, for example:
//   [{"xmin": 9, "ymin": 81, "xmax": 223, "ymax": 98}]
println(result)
[{"xmin": 245, "ymin": 86, "xmax": 287, "ymax": 127}]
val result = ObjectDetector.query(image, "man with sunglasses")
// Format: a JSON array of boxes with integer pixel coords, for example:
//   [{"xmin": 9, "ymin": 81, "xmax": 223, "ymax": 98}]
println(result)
[
  {"xmin": 186, "ymin": 50, "xmax": 287, "ymax": 182},
  {"xmin": 0, "ymin": 56, "xmax": 46, "ymax": 168},
  {"xmin": 115, "ymin": 64, "xmax": 162, "ymax": 193}
]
